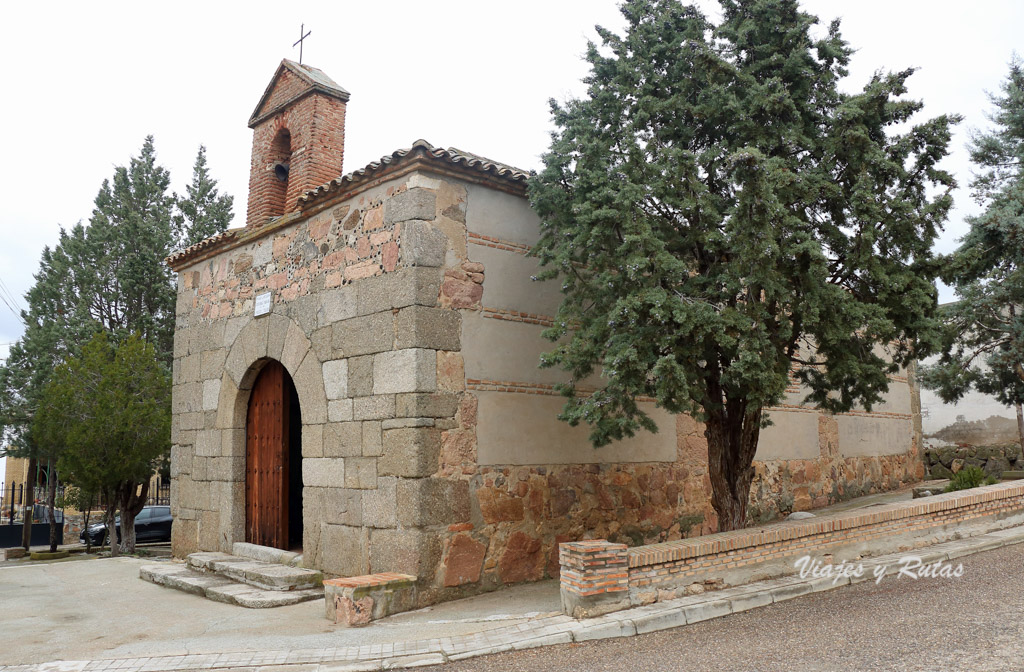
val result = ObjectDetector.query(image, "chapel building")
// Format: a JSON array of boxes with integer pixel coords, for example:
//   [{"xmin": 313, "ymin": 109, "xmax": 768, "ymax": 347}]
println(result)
[{"xmin": 167, "ymin": 60, "xmax": 924, "ymax": 604}]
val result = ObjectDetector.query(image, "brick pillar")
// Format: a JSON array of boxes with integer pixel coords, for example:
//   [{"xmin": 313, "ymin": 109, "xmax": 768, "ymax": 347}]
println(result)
[{"xmin": 559, "ymin": 540, "xmax": 630, "ymax": 619}]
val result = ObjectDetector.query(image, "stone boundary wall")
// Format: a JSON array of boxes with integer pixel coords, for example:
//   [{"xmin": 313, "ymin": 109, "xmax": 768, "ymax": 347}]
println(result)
[
  {"xmin": 926, "ymin": 442, "xmax": 1023, "ymax": 480},
  {"xmin": 560, "ymin": 480, "xmax": 1024, "ymax": 617}
]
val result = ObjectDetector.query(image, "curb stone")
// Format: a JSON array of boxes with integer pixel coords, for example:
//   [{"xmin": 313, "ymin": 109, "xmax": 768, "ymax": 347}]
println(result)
[{"xmin": 6, "ymin": 526, "xmax": 1024, "ymax": 672}]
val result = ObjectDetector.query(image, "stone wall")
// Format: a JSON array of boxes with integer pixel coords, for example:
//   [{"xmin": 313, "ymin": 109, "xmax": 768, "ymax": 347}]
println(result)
[
  {"xmin": 925, "ymin": 442, "xmax": 1023, "ymax": 480},
  {"xmin": 560, "ymin": 480, "xmax": 1024, "ymax": 617},
  {"xmin": 423, "ymin": 178, "xmax": 923, "ymax": 601},
  {"xmin": 171, "ymin": 162, "xmax": 924, "ymax": 608},
  {"xmin": 171, "ymin": 172, "xmax": 464, "ymax": 581}
]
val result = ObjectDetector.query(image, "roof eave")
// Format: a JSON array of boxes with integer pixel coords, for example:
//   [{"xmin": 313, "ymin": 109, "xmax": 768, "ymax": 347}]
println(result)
[{"xmin": 167, "ymin": 141, "xmax": 533, "ymax": 272}]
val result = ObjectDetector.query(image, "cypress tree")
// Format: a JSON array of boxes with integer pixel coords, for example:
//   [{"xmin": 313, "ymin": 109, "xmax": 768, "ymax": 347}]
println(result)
[
  {"xmin": 529, "ymin": 0, "xmax": 959, "ymax": 529},
  {"xmin": 922, "ymin": 58, "xmax": 1024, "ymax": 453},
  {"xmin": 173, "ymin": 145, "xmax": 235, "ymax": 250}
]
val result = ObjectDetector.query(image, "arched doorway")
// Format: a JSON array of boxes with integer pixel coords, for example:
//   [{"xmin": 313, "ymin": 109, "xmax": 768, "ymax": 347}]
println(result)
[{"xmin": 245, "ymin": 360, "xmax": 303, "ymax": 550}]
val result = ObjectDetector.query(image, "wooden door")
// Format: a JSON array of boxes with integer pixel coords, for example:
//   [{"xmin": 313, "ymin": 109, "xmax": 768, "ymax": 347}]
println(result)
[{"xmin": 245, "ymin": 360, "xmax": 289, "ymax": 549}]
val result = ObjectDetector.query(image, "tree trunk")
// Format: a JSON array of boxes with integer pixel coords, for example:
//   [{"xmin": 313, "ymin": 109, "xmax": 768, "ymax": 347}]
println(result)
[
  {"xmin": 1016, "ymin": 402, "xmax": 1024, "ymax": 461},
  {"xmin": 105, "ymin": 501, "xmax": 119, "ymax": 558},
  {"xmin": 118, "ymin": 480, "xmax": 150, "ymax": 554},
  {"xmin": 46, "ymin": 459, "xmax": 58, "ymax": 553},
  {"xmin": 82, "ymin": 506, "xmax": 92, "ymax": 555},
  {"xmin": 705, "ymin": 404, "xmax": 763, "ymax": 532},
  {"xmin": 20, "ymin": 457, "xmax": 36, "ymax": 551}
]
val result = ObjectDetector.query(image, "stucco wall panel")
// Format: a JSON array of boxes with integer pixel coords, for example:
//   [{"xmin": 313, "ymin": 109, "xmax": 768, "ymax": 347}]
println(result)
[
  {"xmin": 872, "ymin": 383, "xmax": 913, "ymax": 415},
  {"xmin": 462, "ymin": 312, "xmax": 566, "ymax": 386},
  {"xmin": 469, "ymin": 245, "xmax": 562, "ymax": 318},
  {"xmin": 837, "ymin": 415, "xmax": 913, "ymax": 457},
  {"xmin": 475, "ymin": 391, "xmax": 677, "ymax": 465},
  {"xmin": 755, "ymin": 410, "xmax": 820, "ymax": 461},
  {"xmin": 465, "ymin": 184, "xmax": 541, "ymax": 246}
]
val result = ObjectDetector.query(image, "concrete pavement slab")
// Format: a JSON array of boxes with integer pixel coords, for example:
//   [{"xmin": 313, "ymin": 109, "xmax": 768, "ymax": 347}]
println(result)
[{"xmin": 3, "ymin": 525, "xmax": 1024, "ymax": 671}]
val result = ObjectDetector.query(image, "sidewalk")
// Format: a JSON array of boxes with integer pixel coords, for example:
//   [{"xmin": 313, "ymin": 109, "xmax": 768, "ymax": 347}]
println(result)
[{"xmin": 2, "ymin": 523, "xmax": 1022, "ymax": 672}]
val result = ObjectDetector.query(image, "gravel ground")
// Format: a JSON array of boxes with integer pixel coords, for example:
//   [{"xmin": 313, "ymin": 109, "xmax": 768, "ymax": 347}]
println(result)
[{"xmin": 423, "ymin": 543, "xmax": 1024, "ymax": 672}]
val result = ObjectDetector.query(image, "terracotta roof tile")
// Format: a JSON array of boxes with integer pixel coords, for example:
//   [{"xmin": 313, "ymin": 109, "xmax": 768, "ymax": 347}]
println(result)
[
  {"xmin": 298, "ymin": 139, "xmax": 533, "ymax": 207},
  {"xmin": 165, "ymin": 229, "xmax": 237, "ymax": 266},
  {"xmin": 166, "ymin": 140, "xmax": 532, "ymax": 269}
]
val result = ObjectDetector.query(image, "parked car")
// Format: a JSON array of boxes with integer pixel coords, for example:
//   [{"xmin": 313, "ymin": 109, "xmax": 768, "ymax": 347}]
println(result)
[{"xmin": 80, "ymin": 505, "xmax": 172, "ymax": 546}]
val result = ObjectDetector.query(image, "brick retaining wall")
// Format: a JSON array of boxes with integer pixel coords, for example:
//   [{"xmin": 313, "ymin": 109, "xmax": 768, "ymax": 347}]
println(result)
[{"xmin": 560, "ymin": 480, "xmax": 1024, "ymax": 618}]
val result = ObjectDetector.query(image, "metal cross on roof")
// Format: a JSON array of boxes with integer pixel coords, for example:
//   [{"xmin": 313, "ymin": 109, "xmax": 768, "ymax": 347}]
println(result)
[{"xmin": 293, "ymin": 24, "xmax": 311, "ymax": 64}]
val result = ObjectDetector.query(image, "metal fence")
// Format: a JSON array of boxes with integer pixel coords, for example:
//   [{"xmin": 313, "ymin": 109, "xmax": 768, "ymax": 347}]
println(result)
[
  {"xmin": 148, "ymin": 478, "xmax": 171, "ymax": 506},
  {"xmin": 0, "ymin": 477, "xmax": 170, "ymax": 522},
  {"xmin": 0, "ymin": 481, "xmax": 26, "ymax": 524}
]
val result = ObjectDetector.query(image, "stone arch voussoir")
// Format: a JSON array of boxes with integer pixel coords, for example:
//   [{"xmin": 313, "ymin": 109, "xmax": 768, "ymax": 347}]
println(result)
[{"xmin": 221, "ymin": 312, "xmax": 324, "ymax": 430}]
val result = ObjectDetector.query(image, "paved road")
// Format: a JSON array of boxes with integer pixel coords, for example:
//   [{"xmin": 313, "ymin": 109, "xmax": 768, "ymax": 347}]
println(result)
[{"xmin": 424, "ymin": 543, "xmax": 1024, "ymax": 672}]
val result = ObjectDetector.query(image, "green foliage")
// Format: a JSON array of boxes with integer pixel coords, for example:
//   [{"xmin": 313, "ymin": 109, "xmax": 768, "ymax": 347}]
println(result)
[
  {"xmin": 173, "ymin": 145, "xmax": 234, "ymax": 250},
  {"xmin": 0, "ymin": 227, "xmax": 95, "ymax": 459},
  {"xmin": 529, "ymin": 0, "xmax": 956, "ymax": 445},
  {"xmin": 1, "ymin": 137, "xmax": 231, "ymax": 460},
  {"xmin": 944, "ymin": 465, "xmax": 998, "ymax": 492},
  {"xmin": 528, "ymin": 0, "xmax": 958, "ymax": 527},
  {"xmin": 34, "ymin": 332, "xmax": 171, "ymax": 504},
  {"xmin": 88, "ymin": 136, "xmax": 177, "ymax": 362},
  {"xmin": 55, "ymin": 485, "xmax": 96, "ymax": 513},
  {"xmin": 0, "ymin": 137, "xmax": 176, "ymax": 461},
  {"xmin": 921, "ymin": 58, "xmax": 1024, "ymax": 407}
]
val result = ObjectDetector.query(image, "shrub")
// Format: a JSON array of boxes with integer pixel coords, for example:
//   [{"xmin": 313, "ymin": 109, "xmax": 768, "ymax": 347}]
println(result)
[{"xmin": 945, "ymin": 465, "xmax": 998, "ymax": 492}]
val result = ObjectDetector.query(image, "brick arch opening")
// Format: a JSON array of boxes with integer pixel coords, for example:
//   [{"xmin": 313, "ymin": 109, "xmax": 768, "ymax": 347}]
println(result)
[{"xmin": 265, "ymin": 127, "xmax": 292, "ymax": 220}]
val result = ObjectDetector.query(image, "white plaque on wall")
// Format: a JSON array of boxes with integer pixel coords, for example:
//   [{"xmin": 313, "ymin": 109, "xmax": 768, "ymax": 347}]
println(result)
[{"xmin": 254, "ymin": 292, "xmax": 272, "ymax": 317}]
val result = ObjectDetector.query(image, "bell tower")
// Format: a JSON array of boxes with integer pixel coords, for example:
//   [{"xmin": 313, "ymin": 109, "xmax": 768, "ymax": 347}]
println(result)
[{"xmin": 246, "ymin": 59, "xmax": 349, "ymax": 228}]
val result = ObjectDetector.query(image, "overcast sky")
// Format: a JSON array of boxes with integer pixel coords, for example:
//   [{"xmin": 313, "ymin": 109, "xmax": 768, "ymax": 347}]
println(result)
[{"xmin": 0, "ymin": 0, "xmax": 1021, "ymax": 369}]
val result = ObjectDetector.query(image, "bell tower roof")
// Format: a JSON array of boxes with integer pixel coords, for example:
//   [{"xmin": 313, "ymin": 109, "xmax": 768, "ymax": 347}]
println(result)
[{"xmin": 248, "ymin": 59, "xmax": 350, "ymax": 129}]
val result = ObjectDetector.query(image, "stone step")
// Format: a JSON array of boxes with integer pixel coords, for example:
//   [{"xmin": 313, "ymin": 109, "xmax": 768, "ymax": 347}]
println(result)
[
  {"xmin": 186, "ymin": 551, "xmax": 323, "ymax": 591},
  {"xmin": 140, "ymin": 563, "xmax": 323, "ymax": 608},
  {"xmin": 232, "ymin": 541, "xmax": 303, "ymax": 567}
]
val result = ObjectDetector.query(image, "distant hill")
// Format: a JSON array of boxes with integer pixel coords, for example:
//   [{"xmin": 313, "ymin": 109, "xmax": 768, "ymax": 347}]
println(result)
[{"xmin": 928, "ymin": 414, "xmax": 1020, "ymax": 446}]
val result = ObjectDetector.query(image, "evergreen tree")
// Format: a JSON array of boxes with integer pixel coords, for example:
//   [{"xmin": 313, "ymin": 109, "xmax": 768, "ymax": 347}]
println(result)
[
  {"xmin": 173, "ymin": 145, "xmax": 234, "ymax": 250},
  {"xmin": 34, "ymin": 332, "xmax": 171, "ymax": 555},
  {"xmin": 88, "ymin": 135, "xmax": 177, "ymax": 363},
  {"xmin": 921, "ymin": 58, "xmax": 1024, "ymax": 452},
  {"xmin": 0, "ymin": 137, "xmax": 177, "ymax": 545},
  {"xmin": 529, "ymin": 0, "xmax": 958, "ymax": 530},
  {"xmin": 0, "ymin": 232, "xmax": 93, "ymax": 548}
]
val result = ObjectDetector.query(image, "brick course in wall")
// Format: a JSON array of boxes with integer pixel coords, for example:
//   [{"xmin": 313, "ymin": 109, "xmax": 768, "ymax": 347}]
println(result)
[{"xmin": 559, "ymin": 480, "xmax": 1024, "ymax": 616}]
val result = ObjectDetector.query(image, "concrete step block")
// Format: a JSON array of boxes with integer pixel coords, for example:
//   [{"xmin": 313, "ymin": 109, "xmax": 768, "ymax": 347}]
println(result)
[
  {"xmin": 243, "ymin": 562, "xmax": 323, "ymax": 591},
  {"xmin": 214, "ymin": 558, "xmax": 323, "ymax": 591},
  {"xmin": 204, "ymin": 581, "xmax": 258, "ymax": 605},
  {"xmin": 142, "ymin": 562, "xmax": 322, "ymax": 608},
  {"xmin": 141, "ymin": 564, "xmax": 233, "ymax": 596},
  {"xmin": 231, "ymin": 541, "xmax": 302, "ymax": 567},
  {"xmin": 186, "ymin": 551, "xmax": 248, "ymax": 571},
  {"xmin": 220, "ymin": 585, "xmax": 324, "ymax": 608}
]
